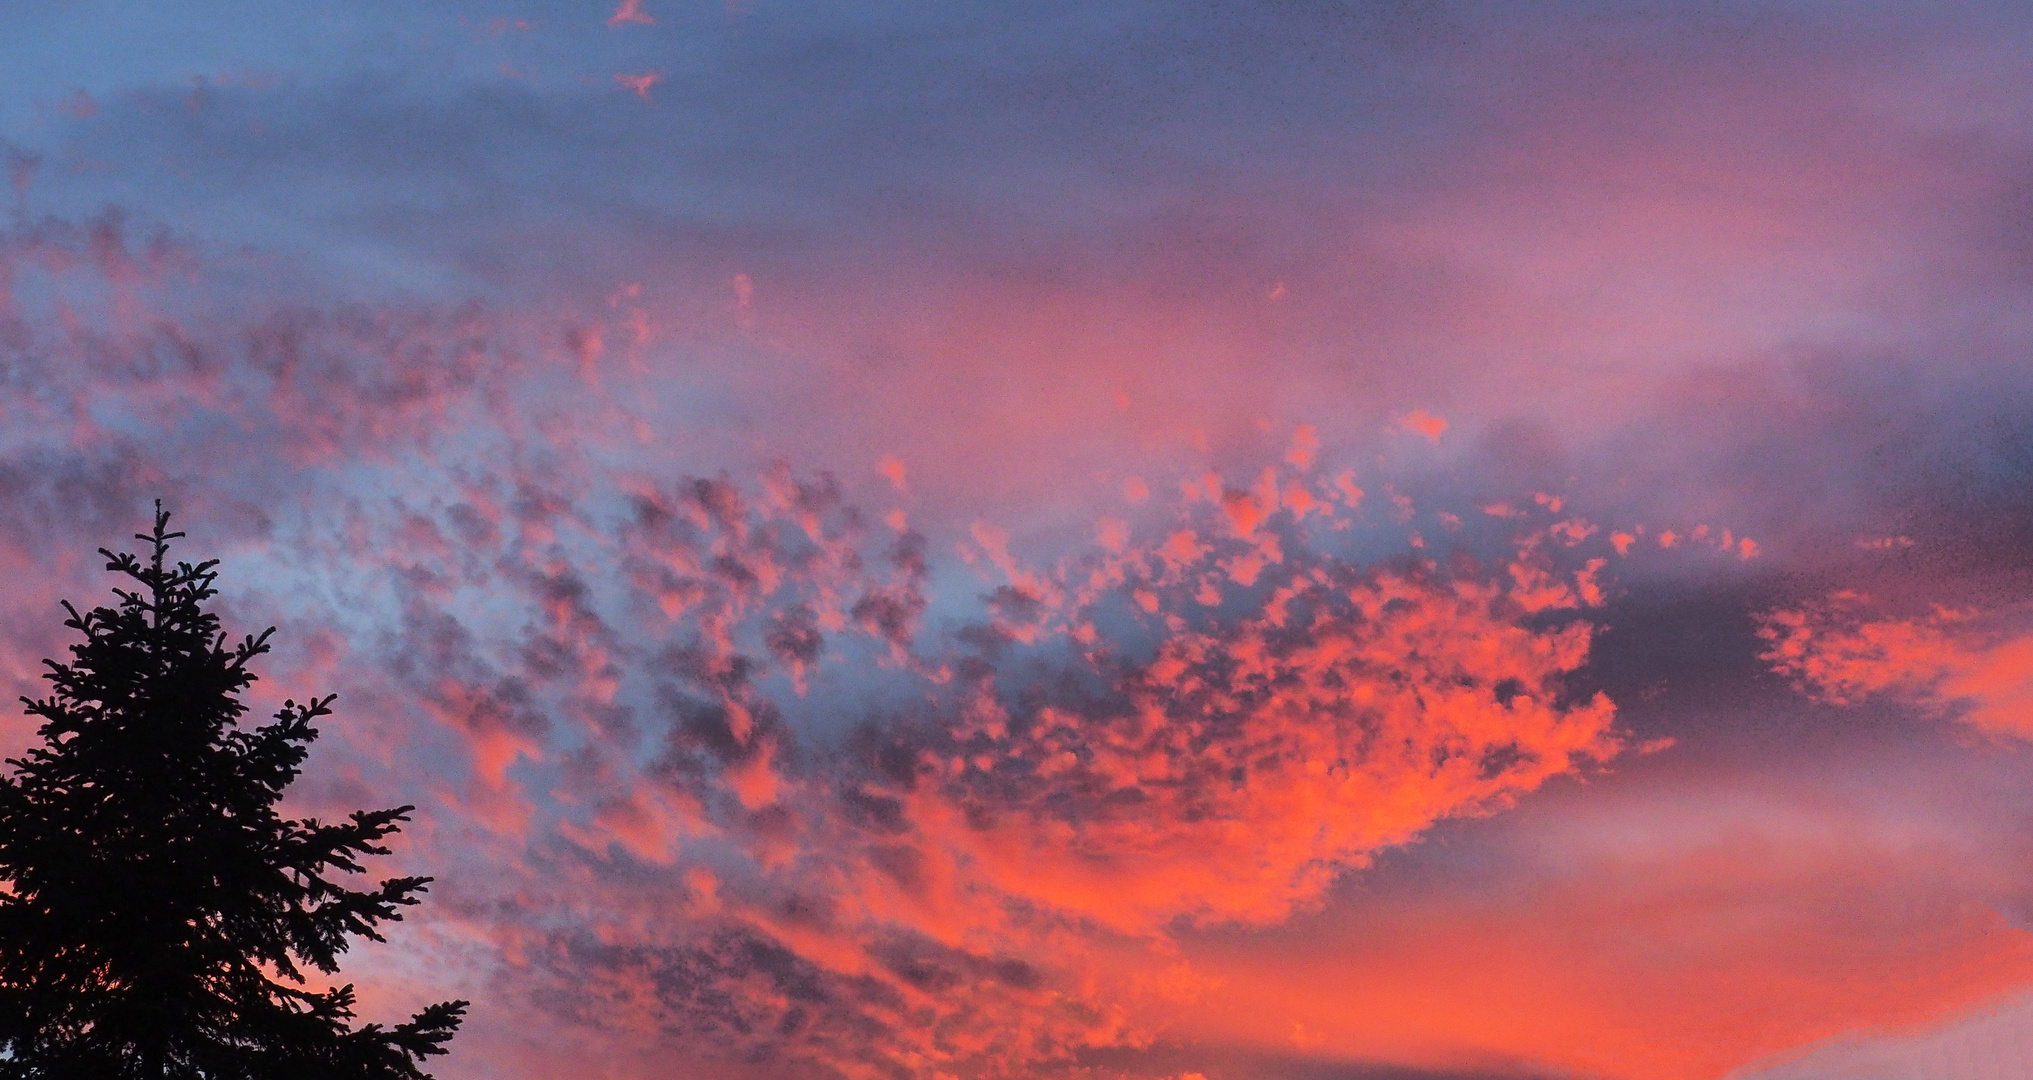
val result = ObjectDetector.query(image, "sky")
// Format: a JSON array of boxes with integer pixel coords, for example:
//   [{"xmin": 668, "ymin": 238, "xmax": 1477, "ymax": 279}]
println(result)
[{"xmin": 3, "ymin": 1, "xmax": 2033, "ymax": 1077}]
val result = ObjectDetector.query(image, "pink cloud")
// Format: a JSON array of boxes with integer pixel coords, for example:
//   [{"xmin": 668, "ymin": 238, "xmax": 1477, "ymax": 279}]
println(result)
[
  {"xmin": 1397, "ymin": 409, "xmax": 1448, "ymax": 441},
  {"xmin": 615, "ymin": 71, "xmax": 661, "ymax": 99},
  {"xmin": 875, "ymin": 454, "xmax": 906, "ymax": 490},
  {"xmin": 1284, "ymin": 424, "xmax": 1318, "ymax": 469},
  {"xmin": 607, "ymin": 0, "xmax": 654, "ymax": 26}
]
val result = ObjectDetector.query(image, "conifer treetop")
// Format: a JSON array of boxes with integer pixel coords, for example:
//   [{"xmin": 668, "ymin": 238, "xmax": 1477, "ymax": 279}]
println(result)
[{"xmin": 0, "ymin": 503, "xmax": 466, "ymax": 1080}]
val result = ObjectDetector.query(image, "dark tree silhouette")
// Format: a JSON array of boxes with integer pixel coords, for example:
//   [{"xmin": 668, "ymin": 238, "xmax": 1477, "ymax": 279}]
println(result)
[{"xmin": 0, "ymin": 506, "xmax": 466, "ymax": 1079}]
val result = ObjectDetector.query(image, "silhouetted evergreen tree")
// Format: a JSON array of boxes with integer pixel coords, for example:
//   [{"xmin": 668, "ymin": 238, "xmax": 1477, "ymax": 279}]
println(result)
[{"xmin": 0, "ymin": 505, "xmax": 466, "ymax": 1079}]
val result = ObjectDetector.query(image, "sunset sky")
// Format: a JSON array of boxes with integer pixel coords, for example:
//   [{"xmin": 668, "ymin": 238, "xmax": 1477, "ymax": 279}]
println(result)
[{"xmin": 5, "ymin": 2, "xmax": 2033, "ymax": 1078}]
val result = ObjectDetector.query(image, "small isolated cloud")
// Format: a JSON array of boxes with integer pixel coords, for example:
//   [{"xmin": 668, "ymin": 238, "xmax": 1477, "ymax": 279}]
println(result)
[
  {"xmin": 608, "ymin": 0, "xmax": 655, "ymax": 26},
  {"xmin": 876, "ymin": 454, "xmax": 906, "ymax": 491},
  {"xmin": 731, "ymin": 272, "xmax": 755, "ymax": 327},
  {"xmin": 614, "ymin": 71, "xmax": 661, "ymax": 98},
  {"xmin": 1285, "ymin": 424, "xmax": 1318, "ymax": 469},
  {"xmin": 1397, "ymin": 409, "xmax": 1448, "ymax": 442}
]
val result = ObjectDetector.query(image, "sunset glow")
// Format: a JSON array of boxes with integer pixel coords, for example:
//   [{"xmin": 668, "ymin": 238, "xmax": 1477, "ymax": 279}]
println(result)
[{"xmin": 6, "ymin": 3, "xmax": 2033, "ymax": 1078}]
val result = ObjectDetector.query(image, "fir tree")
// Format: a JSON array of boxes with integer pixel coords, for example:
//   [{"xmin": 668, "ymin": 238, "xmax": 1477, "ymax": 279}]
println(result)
[{"xmin": 0, "ymin": 505, "xmax": 466, "ymax": 1079}]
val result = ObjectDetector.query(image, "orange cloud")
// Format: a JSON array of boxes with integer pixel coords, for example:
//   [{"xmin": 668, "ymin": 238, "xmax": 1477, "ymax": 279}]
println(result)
[
  {"xmin": 378, "ymin": 460, "xmax": 1634, "ymax": 1079},
  {"xmin": 1164, "ymin": 790, "xmax": 2033, "ymax": 1080},
  {"xmin": 899, "ymin": 558, "xmax": 1619, "ymax": 933},
  {"xmin": 1762, "ymin": 597, "xmax": 2033, "ymax": 739}
]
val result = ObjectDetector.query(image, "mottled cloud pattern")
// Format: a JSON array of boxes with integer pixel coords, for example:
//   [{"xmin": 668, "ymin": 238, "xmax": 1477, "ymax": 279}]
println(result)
[
  {"xmin": 454, "ymin": 471, "xmax": 1623, "ymax": 1077},
  {"xmin": 6, "ymin": 2, "xmax": 2033, "ymax": 1079},
  {"xmin": 0, "ymin": 214, "xmax": 1631, "ymax": 1077}
]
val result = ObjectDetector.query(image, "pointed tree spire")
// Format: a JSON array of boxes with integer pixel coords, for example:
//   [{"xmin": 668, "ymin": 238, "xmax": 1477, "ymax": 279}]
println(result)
[{"xmin": 0, "ymin": 503, "xmax": 466, "ymax": 1079}]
